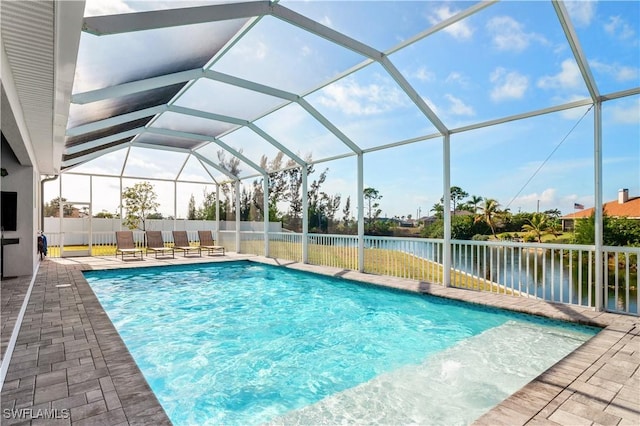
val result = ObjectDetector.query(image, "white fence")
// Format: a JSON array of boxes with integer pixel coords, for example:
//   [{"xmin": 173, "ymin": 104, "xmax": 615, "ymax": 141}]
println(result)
[
  {"xmin": 43, "ymin": 218, "xmax": 282, "ymax": 245},
  {"xmin": 41, "ymin": 228, "xmax": 639, "ymax": 316}
]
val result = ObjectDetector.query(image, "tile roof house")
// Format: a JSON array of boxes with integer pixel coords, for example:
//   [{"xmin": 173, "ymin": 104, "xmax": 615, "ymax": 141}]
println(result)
[{"xmin": 561, "ymin": 189, "xmax": 640, "ymax": 231}]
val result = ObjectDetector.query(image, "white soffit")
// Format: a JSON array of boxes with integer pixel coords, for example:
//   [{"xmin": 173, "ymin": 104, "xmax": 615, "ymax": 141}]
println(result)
[{"xmin": 0, "ymin": 0, "xmax": 84, "ymax": 174}]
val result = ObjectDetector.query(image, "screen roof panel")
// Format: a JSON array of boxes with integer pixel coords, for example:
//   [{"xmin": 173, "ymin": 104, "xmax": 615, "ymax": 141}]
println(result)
[
  {"xmin": 253, "ymin": 102, "xmax": 353, "ymax": 161},
  {"xmin": 211, "ymin": 14, "xmax": 366, "ymax": 94},
  {"xmin": 73, "ymin": 18, "xmax": 248, "ymax": 93},
  {"xmin": 149, "ymin": 111, "xmax": 237, "ymax": 139},
  {"xmin": 281, "ymin": 0, "xmax": 478, "ymax": 52},
  {"xmin": 305, "ymin": 62, "xmax": 439, "ymax": 150},
  {"xmin": 58, "ymin": 0, "xmax": 638, "ymax": 188},
  {"xmin": 565, "ymin": 1, "xmax": 640, "ymax": 95},
  {"xmin": 390, "ymin": 0, "xmax": 591, "ymax": 129},
  {"xmin": 172, "ymin": 78, "xmax": 289, "ymax": 122},
  {"xmin": 123, "ymin": 146, "xmax": 189, "ymax": 179},
  {"xmin": 67, "ymin": 83, "xmax": 184, "ymax": 128}
]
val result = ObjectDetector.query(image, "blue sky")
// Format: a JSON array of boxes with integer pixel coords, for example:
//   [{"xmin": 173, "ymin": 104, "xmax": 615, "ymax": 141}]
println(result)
[{"xmin": 52, "ymin": 0, "xmax": 639, "ymax": 220}]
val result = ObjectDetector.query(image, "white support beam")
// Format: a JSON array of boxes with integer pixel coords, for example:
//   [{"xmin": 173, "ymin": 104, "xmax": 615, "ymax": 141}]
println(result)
[
  {"xmin": 83, "ymin": 1, "xmax": 271, "ymax": 35},
  {"xmin": 600, "ymin": 87, "xmax": 640, "ymax": 101},
  {"xmin": 215, "ymin": 184, "xmax": 221, "ymax": 243},
  {"xmin": 302, "ymin": 166, "xmax": 309, "ymax": 264},
  {"xmin": 64, "ymin": 128, "xmax": 145, "ymax": 155},
  {"xmin": 248, "ymin": 124, "xmax": 306, "ymax": 166},
  {"xmin": 594, "ymin": 101, "xmax": 603, "ymax": 311},
  {"xmin": 203, "ymin": 69, "xmax": 298, "ymax": 102},
  {"xmin": 386, "ymin": 1, "xmax": 497, "ymax": 55},
  {"xmin": 144, "ymin": 127, "xmax": 266, "ymax": 174},
  {"xmin": 61, "ymin": 143, "xmax": 129, "ymax": 168},
  {"xmin": 167, "ymin": 105, "xmax": 248, "ymax": 126},
  {"xmin": 263, "ymin": 174, "xmax": 270, "ymax": 257},
  {"xmin": 235, "ymin": 180, "xmax": 241, "ymax": 253},
  {"xmin": 297, "ymin": 98, "xmax": 362, "ymax": 154},
  {"xmin": 191, "ymin": 151, "xmax": 238, "ymax": 181},
  {"xmin": 357, "ymin": 154, "xmax": 364, "ymax": 272},
  {"xmin": 71, "ymin": 69, "xmax": 202, "ymax": 104},
  {"xmin": 442, "ymin": 134, "xmax": 451, "ymax": 288},
  {"xmin": 271, "ymin": 4, "xmax": 381, "ymax": 60},
  {"xmin": 381, "ymin": 57, "xmax": 448, "ymax": 135},
  {"xmin": 451, "ymin": 98, "xmax": 594, "ymax": 135},
  {"xmin": 552, "ymin": 0, "xmax": 599, "ymax": 100},
  {"xmin": 66, "ymin": 105, "xmax": 167, "ymax": 136}
]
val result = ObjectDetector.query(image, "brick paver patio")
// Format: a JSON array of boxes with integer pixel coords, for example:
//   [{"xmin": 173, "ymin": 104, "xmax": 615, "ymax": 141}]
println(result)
[{"xmin": 1, "ymin": 255, "xmax": 638, "ymax": 425}]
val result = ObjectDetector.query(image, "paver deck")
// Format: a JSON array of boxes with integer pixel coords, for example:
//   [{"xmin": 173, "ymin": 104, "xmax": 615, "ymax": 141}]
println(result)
[{"xmin": 1, "ymin": 255, "xmax": 638, "ymax": 425}]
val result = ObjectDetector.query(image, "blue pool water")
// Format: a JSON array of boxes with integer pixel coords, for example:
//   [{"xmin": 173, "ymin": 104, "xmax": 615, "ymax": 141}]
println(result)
[{"xmin": 85, "ymin": 261, "xmax": 599, "ymax": 425}]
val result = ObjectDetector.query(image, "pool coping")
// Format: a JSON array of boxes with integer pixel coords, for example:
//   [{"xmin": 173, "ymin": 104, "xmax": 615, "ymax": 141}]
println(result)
[{"xmin": 1, "ymin": 255, "xmax": 638, "ymax": 425}]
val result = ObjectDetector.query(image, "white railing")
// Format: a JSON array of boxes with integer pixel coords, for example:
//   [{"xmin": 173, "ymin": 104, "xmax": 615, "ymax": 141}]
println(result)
[
  {"xmin": 240, "ymin": 231, "xmax": 265, "ymax": 257},
  {"xmin": 364, "ymin": 236, "xmax": 443, "ymax": 284},
  {"xmin": 268, "ymin": 232, "xmax": 303, "ymax": 263},
  {"xmin": 449, "ymin": 240, "xmax": 638, "ymax": 315},
  {"xmin": 40, "ymin": 229, "xmax": 638, "ymax": 315},
  {"xmin": 307, "ymin": 234, "xmax": 359, "ymax": 270},
  {"xmin": 603, "ymin": 246, "xmax": 639, "ymax": 315}
]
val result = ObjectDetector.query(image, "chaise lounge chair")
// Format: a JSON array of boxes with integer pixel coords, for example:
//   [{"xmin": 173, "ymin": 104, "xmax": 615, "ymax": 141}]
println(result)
[
  {"xmin": 115, "ymin": 231, "xmax": 144, "ymax": 260},
  {"xmin": 146, "ymin": 231, "xmax": 175, "ymax": 259},
  {"xmin": 172, "ymin": 231, "xmax": 201, "ymax": 257},
  {"xmin": 198, "ymin": 230, "xmax": 225, "ymax": 256}
]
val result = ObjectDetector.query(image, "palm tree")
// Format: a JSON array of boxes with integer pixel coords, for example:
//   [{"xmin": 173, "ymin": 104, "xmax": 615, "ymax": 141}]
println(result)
[
  {"xmin": 468, "ymin": 195, "xmax": 483, "ymax": 213},
  {"xmin": 475, "ymin": 198, "xmax": 501, "ymax": 238},
  {"xmin": 522, "ymin": 213, "xmax": 549, "ymax": 243}
]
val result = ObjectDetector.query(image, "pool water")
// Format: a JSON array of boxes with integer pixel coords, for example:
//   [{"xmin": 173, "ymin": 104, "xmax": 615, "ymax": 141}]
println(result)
[{"xmin": 85, "ymin": 261, "xmax": 598, "ymax": 425}]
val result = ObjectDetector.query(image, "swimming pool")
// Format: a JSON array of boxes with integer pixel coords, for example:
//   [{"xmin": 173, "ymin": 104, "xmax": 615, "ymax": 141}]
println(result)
[{"xmin": 85, "ymin": 261, "xmax": 598, "ymax": 425}]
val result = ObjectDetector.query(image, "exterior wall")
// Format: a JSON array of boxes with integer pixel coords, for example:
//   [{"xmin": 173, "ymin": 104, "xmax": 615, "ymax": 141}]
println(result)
[{"xmin": 1, "ymin": 140, "xmax": 37, "ymax": 277}]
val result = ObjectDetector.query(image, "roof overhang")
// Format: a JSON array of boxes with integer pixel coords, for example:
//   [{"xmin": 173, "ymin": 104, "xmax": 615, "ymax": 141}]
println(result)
[{"xmin": 0, "ymin": 0, "xmax": 84, "ymax": 174}]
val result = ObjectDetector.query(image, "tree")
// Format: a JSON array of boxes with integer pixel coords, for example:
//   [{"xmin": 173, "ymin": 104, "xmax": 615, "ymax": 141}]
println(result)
[
  {"xmin": 440, "ymin": 186, "xmax": 469, "ymax": 215},
  {"xmin": 121, "ymin": 182, "xmax": 160, "ymax": 232},
  {"xmin": 94, "ymin": 210, "xmax": 115, "ymax": 219},
  {"xmin": 543, "ymin": 208, "xmax": 562, "ymax": 219},
  {"xmin": 363, "ymin": 187, "xmax": 382, "ymax": 224},
  {"xmin": 468, "ymin": 195, "xmax": 483, "ymax": 213},
  {"xmin": 522, "ymin": 213, "xmax": 549, "ymax": 243},
  {"xmin": 187, "ymin": 195, "xmax": 197, "ymax": 220},
  {"xmin": 217, "ymin": 150, "xmax": 242, "ymax": 220},
  {"xmin": 342, "ymin": 196, "xmax": 352, "ymax": 227},
  {"xmin": 475, "ymin": 198, "xmax": 502, "ymax": 238},
  {"xmin": 43, "ymin": 197, "xmax": 73, "ymax": 217}
]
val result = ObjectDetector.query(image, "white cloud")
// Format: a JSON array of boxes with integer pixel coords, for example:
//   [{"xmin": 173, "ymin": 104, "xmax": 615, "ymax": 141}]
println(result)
[
  {"xmin": 537, "ymin": 59, "xmax": 583, "ymax": 89},
  {"xmin": 428, "ymin": 6, "xmax": 473, "ymax": 40},
  {"xmin": 513, "ymin": 188, "xmax": 558, "ymax": 207},
  {"xmin": 413, "ymin": 66, "xmax": 435, "ymax": 82},
  {"xmin": 445, "ymin": 71, "xmax": 470, "ymax": 88},
  {"xmin": 84, "ymin": 0, "xmax": 134, "ymax": 16},
  {"xmin": 590, "ymin": 60, "xmax": 639, "ymax": 83},
  {"xmin": 490, "ymin": 68, "xmax": 528, "ymax": 101},
  {"xmin": 445, "ymin": 94, "xmax": 474, "ymax": 116},
  {"xmin": 604, "ymin": 16, "xmax": 636, "ymax": 41},
  {"xmin": 609, "ymin": 98, "xmax": 640, "ymax": 125},
  {"xmin": 228, "ymin": 38, "xmax": 268, "ymax": 61},
  {"xmin": 320, "ymin": 15, "xmax": 333, "ymax": 28},
  {"xmin": 317, "ymin": 78, "xmax": 407, "ymax": 116},
  {"xmin": 564, "ymin": 1, "xmax": 596, "ymax": 27},
  {"xmin": 486, "ymin": 16, "xmax": 545, "ymax": 52},
  {"xmin": 301, "ymin": 45, "xmax": 312, "ymax": 57}
]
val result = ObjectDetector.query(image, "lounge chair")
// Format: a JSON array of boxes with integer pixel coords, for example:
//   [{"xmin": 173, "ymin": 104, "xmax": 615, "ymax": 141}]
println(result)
[
  {"xmin": 172, "ymin": 231, "xmax": 201, "ymax": 257},
  {"xmin": 115, "ymin": 231, "xmax": 144, "ymax": 260},
  {"xmin": 198, "ymin": 230, "xmax": 225, "ymax": 256},
  {"xmin": 146, "ymin": 231, "xmax": 174, "ymax": 259}
]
